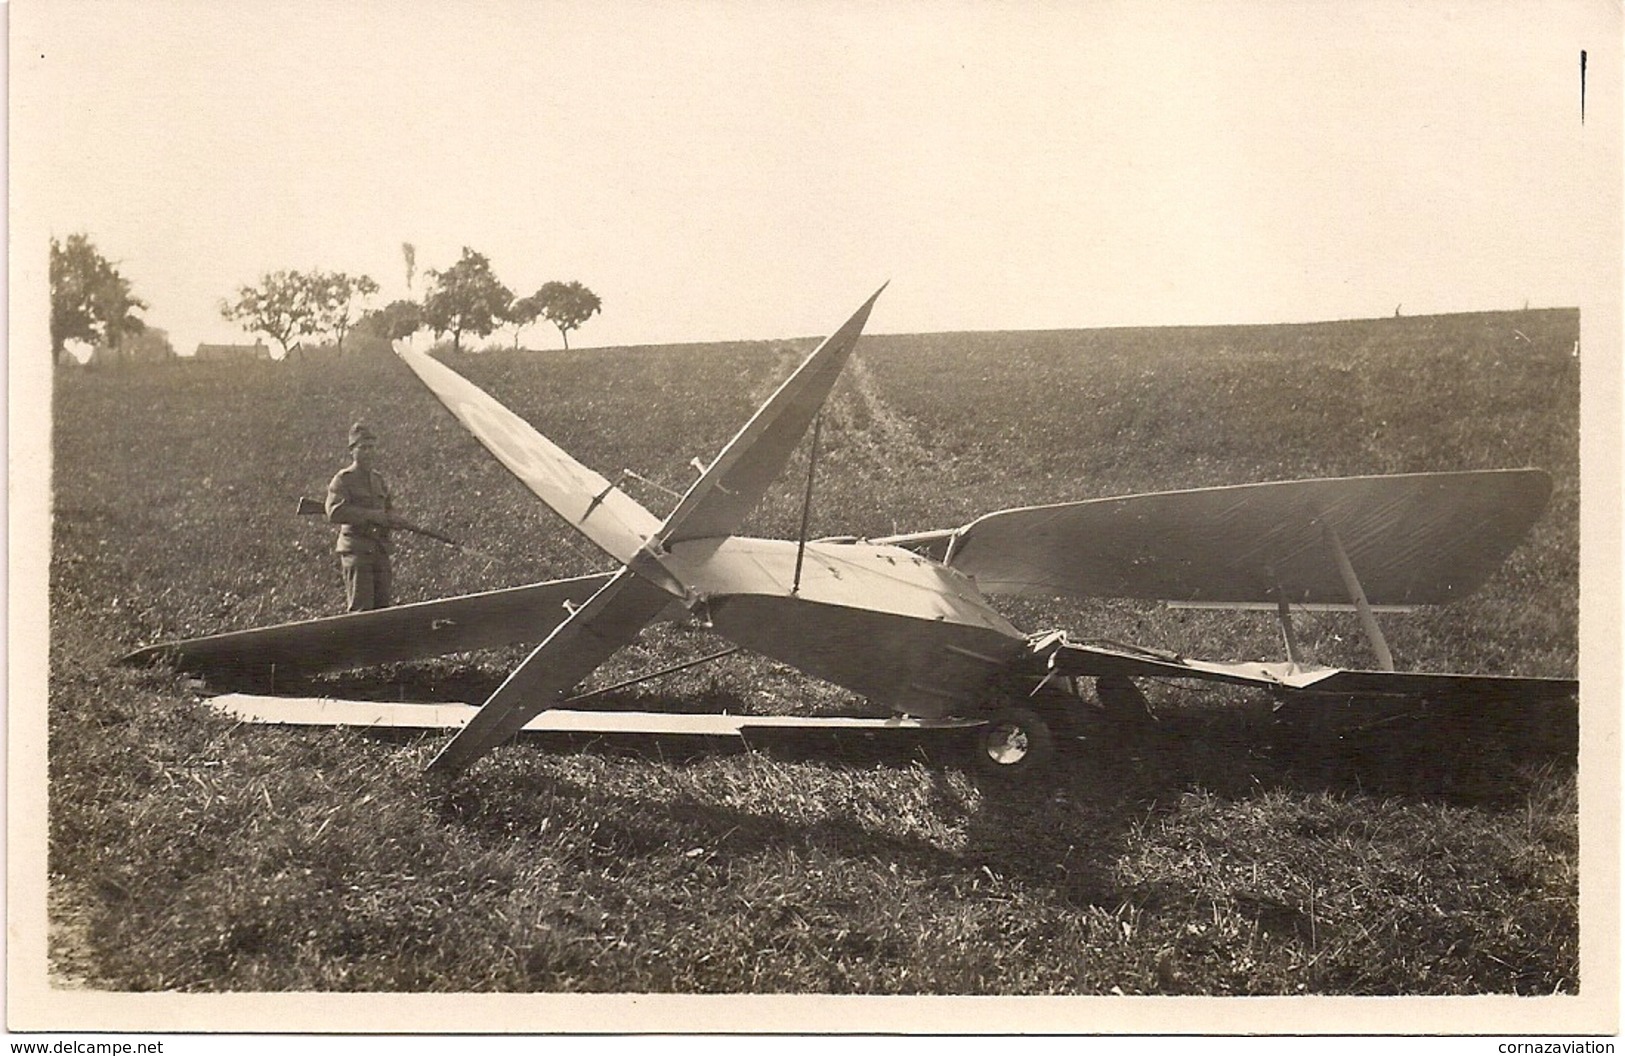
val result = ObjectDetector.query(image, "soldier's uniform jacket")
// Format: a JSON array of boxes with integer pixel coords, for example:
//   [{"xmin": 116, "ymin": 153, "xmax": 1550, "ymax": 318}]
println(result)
[{"xmin": 326, "ymin": 466, "xmax": 394, "ymax": 555}]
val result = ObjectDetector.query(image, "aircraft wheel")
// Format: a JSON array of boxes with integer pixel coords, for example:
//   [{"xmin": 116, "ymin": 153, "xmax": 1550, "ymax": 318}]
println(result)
[{"xmin": 973, "ymin": 706, "xmax": 1055, "ymax": 780}]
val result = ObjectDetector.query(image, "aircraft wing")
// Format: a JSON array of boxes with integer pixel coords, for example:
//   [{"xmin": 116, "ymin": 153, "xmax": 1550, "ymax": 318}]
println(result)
[
  {"xmin": 659, "ymin": 285, "xmax": 886, "ymax": 545},
  {"xmin": 427, "ymin": 566, "xmax": 677, "ymax": 773},
  {"xmin": 120, "ymin": 574, "xmax": 622, "ymax": 678},
  {"xmin": 884, "ymin": 470, "xmax": 1553, "ymax": 606},
  {"xmin": 396, "ymin": 345, "xmax": 662, "ymax": 565},
  {"xmin": 1034, "ymin": 636, "xmax": 1578, "ymax": 701}
]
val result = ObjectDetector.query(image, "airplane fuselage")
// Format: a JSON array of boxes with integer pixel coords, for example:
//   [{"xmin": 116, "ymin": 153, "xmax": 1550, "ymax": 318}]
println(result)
[{"xmin": 658, "ymin": 537, "xmax": 1028, "ymax": 719}]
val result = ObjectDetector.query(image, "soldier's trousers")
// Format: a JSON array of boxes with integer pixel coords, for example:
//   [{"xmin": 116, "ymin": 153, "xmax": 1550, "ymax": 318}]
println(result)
[{"xmin": 340, "ymin": 552, "xmax": 393, "ymax": 612}]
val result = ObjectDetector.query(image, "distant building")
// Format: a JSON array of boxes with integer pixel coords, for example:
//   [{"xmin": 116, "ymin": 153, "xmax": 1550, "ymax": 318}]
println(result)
[{"xmin": 195, "ymin": 341, "xmax": 271, "ymax": 362}]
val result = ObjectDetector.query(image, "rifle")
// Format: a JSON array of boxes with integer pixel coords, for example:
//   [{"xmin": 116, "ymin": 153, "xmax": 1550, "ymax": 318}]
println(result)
[{"xmin": 295, "ymin": 496, "xmax": 472, "ymax": 552}]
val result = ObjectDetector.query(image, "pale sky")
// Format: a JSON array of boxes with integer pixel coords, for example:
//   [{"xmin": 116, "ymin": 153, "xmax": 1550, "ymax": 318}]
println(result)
[
  {"xmin": 8, "ymin": 4, "xmax": 1625, "ymax": 1033},
  {"xmin": 11, "ymin": 0, "xmax": 1621, "ymax": 354}
]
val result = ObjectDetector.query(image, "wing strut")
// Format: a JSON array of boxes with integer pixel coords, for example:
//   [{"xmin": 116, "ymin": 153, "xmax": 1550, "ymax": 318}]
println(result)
[
  {"xmin": 562, "ymin": 646, "xmax": 741, "ymax": 705},
  {"xmin": 1322, "ymin": 521, "xmax": 1395, "ymax": 671},
  {"xmin": 791, "ymin": 412, "xmax": 825, "ymax": 595},
  {"xmin": 1273, "ymin": 589, "xmax": 1304, "ymax": 665}
]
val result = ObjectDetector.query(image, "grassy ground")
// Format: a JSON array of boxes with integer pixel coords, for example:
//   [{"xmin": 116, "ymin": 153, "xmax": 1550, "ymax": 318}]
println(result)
[{"xmin": 47, "ymin": 308, "xmax": 1579, "ymax": 994}]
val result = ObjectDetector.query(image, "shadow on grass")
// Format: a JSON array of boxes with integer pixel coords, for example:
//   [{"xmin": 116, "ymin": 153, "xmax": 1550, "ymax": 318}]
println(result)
[
  {"xmin": 403, "ymin": 677, "xmax": 1576, "ymax": 909},
  {"xmin": 146, "ymin": 661, "xmax": 1578, "ymax": 993},
  {"xmin": 207, "ymin": 655, "xmax": 1577, "ymax": 903},
  {"xmin": 206, "ymin": 662, "xmax": 508, "ymax": 704}
]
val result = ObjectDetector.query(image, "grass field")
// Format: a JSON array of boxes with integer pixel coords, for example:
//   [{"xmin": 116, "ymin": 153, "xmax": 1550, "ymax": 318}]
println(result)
[{"xmin": 47, "ymin": 307, "xmax": 1580, "ymax": 996}]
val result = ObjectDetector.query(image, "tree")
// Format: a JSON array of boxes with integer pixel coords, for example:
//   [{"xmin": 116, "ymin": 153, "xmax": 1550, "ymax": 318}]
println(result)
[
  {"xmin": 421, "ymin": 248, "xmax": 513, "ymax": 353},
  {"xmin": 309, "ymin": 271, "xmax": 380, "ymax": 353},
  {"xmin": 504, "ymin": 293, "xmax": 542, "ymax": 350},
  {"xmin": 92, "ymin": 327, "xmax": 174, "ymax": 366},
  {"xmin": 534, "ymin": 280, "xmax": 602, "ymax": 350},
  {"xmin": 220, "ymin": 270, "xmax": 321, "ymax": 359},
  {"xmin": 349, "ymin": 300, "xmax": 423, "ymax": 356},
  {"xmin": 50, "ymin": 233, "xmax": 148, "ymax": 365},
  {"xmin": 367, "ymin": 299, "xmax": 424, "ymax": 344}
]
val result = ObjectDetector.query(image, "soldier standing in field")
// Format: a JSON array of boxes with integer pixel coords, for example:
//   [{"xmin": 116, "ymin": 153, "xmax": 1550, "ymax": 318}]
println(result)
[{"xmin": 326, "ymin": 422, "xmax": 399, "ymax": 611}]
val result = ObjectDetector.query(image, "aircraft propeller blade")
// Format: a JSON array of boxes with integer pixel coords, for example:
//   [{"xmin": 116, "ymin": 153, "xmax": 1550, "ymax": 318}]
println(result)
[{"xmin": 426, "ymin": 565, "xmax": 675, "ymax": 773}]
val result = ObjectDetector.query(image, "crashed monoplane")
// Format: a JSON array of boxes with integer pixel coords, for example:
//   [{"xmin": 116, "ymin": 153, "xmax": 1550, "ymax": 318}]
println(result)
[{"xmin": 126, "ymin": 287, "xmax": 1578, "ymax": 777}]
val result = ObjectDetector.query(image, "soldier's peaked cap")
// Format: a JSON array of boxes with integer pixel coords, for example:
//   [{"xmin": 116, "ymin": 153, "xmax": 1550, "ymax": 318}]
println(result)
[{"xmin": 348, "ymin": 422, "xmax": 377, "ymax": 448}]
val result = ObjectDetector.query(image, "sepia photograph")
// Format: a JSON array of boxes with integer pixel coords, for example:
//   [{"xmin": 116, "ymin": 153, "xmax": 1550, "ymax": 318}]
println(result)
[{"xmin": 9, "ymin": 0, "xmax": 1620, "ymax": 1038}]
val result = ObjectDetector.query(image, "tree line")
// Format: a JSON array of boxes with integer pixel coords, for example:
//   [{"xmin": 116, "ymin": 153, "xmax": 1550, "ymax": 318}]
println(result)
[
  {"xmin": 48, "ymin": 233, "xmax": 603, "ymax": 365},
  {"xmin": 223, "ymin": 246, "xmax": 603, "ymax": 357}
]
